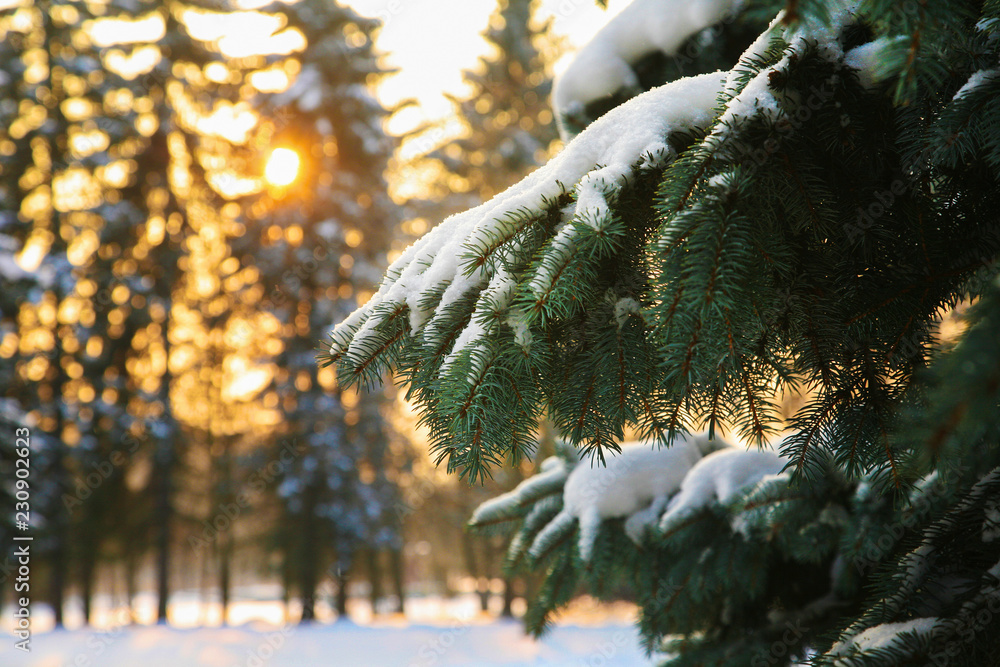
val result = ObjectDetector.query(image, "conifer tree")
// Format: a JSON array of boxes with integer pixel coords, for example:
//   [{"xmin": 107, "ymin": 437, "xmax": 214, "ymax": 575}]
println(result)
[
  {"xmin": 237, "ymin": 0, "xmax": 408, "ymax": 622},
  {"xmin": 0, "ymin": 0, "xmax": 105, "ymax": 625},
  {"xmin": 1, "ymin": 0, "xmax": 236, "ymax": 624},
  {"xmin": 58, "ymin": 0, "xmax": 181, "ymax": 623},
  {"xmin": 326, "ymin": 0, "xmax": 1000, "ymax": 663},
  {"xmin": 0, "ymin": 227, "xmax": 37, "ymax": 618},
  {"xmin": 430, "ymin": 0, "xmax": 558, "ymax": 201}
]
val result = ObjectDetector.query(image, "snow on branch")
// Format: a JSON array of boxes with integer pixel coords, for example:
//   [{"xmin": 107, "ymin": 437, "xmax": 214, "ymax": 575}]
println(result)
[
  {"xmin": 326, "ymin": 1, "xmax": 882, "ymax": 478},
  {"xmin": 829, "ymin": 618, "xmax": 940, "ymax": 659},
  {"xmin": 329, "ymin": 71, "xmax": 724, "ymax": 382},
  {"xmin": 470, "ymin": 456, "xmax": 570, "ymax": 528},
  {"xmin": 471, "ymin": 434, "xmax": 791, "ymax": 564},
  {"xmin": 553, "ymin": 0, "xmax": 741, "ymax": 136},
  {"xmin": 543, "ymin": 435, "xmax": 718, "ymax": 561},
  {"xmin": 656, "ymin": 447, "xmax": 787, "ymax": 536}
]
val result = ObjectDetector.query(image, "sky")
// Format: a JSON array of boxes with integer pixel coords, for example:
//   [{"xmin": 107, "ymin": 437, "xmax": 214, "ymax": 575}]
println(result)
[{"xmin": 344, "ymin": 0, "xmax": 630, "ymax": 137}]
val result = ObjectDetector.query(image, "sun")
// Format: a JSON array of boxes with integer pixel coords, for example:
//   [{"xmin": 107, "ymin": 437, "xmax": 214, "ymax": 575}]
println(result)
[{"xmin": 264, "ymin": 147, "xmax": 300, "ymax": 187}]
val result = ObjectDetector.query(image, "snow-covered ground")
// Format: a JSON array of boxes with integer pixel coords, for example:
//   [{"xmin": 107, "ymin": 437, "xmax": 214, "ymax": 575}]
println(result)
[
  {"xmin": 2, "ymin": 593, "xmax": 654, "ymax": 666},
  {"xmin": 6, "ymin": 620, "xmax": 650, "ymax": 667}
]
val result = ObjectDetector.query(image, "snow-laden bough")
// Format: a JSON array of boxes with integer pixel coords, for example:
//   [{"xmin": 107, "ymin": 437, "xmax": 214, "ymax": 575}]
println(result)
[
  {"xmin": 656, "ymin": 447, "xmax": 788, "ymax": 535},
  {"xmin": 471, "ymin": 434, "xmax": 796, "ymax": 564},
  {"xmin": 530, "ymin": 434, "xmax": 728, "ymax": 562},
  {"xmin": 553, "ymin": 0, "xmax": 741, "ymax": 136},
  {"xmin": 328, "ymin": 72, "xmax": 727, "ymax": 381}
]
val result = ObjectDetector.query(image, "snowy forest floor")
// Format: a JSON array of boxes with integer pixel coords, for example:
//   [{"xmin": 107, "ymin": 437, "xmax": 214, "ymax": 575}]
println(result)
[{"xmin": 3, "ymin": 592, "xmax": 655, "ymax": 666}]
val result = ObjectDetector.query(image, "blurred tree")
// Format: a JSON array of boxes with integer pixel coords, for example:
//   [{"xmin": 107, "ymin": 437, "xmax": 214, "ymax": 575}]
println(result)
[
  {"xmin": 1, "ymin": 0, "xmax": 411, "ymax": 628},
  {"xmin": 234, "ymin": 0, "xmax": 410, "ymax": 623},
  {"xmin": 56, "ymin": 0, "xmax": 181, "ymax": 623},
  {"xmin": 81, "ymin": 0, "xmax": 290, "ymax": 625},
  {"xmin": 428, "ymin": 0, "xmax": 558, "ymax": 202},
  {"xmin": 1, "ymin": 0, "xmax": 295, "ymax": 626},
  {"xmin": 0, "ymin": 0, "xmax": 107, "ymax": 626},
  {"xmin": 0, "ymin": 225, "xmax": 37, "ymax": 618}
]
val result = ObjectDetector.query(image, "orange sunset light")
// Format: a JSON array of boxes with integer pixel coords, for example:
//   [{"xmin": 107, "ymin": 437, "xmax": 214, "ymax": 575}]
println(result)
[{"xmin": 264, "ymin": 147, "xmax": 301, "ymax": 187}]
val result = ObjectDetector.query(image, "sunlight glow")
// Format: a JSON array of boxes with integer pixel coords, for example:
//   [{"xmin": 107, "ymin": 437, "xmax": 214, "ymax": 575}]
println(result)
[
  {"xmin": 264, "ymin": 147, "xmax": 300, "ymax": 187},
  {"xmin": 181, "ymin": 8, "xmax": 305, "ymax": 58},
  {"xmin": 248, "ymin": 67, "xmax": 291, "ymax": 93},
  {"xmin": 181, "ymin": 9, "xmax": 284, "ymax": 42},
  {"xmin": 86, "ymin": 13, "xmax": 165, "ymax": 47},
  {"xmin": 103, "ymin": 45, "xmax": 161, "ymax": 80},
  {"xmin": 169, "ymin": 84, "xmax": 259, "ymax": 144},
  {"xmin": 222, "ymin": 356, "xmax": 274, "ymax": 403},
  {"xmin": 344, "ymin": 0, "xmax": 630, "ymax": 146}
]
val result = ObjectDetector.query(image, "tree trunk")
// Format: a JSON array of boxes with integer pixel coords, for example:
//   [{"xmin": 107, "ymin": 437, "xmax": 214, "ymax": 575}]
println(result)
[
  {"xmin": 218, "ymin": 540, "xmax": 232, "ymax": 626},
  {"xmin": 49, "ymin": 541, "xmax": 66, "ymax": 629},
  {"xmin": 297, "ymin": 486, "xmax": 320, "ymax": 624},
  {"xmin": 281, "ymin": 547, "xmax": 292, "ymax": 624},
  {"xmin": 299, "ymin": 593, "xmax": 315, "ymax": 623},
  {"xmin": 335, "ymin": 566, "xmax": 350, "ymax": 619},
  {"xmin": 154, "ymin": 435, "xmax": 174, "ymax": 624},
  {"xmin": 47, "ymin": 432, "xmax": 70, "ymax": 630},
  {"xmin": 217, "ymin": 434, "xmax": 234, "ymax": 627},
  {"xmin": 297, "ymin": 530, "xmax": 318, "ymax": 623},
  {"xmin": 198, "ymin": 547, "xmax": 211, "ymax": 625},
  {"xmin": 40, "ymin": 0, "xmax": 70, "ymax": 630},
  {"xmin": 389, "ymin": 548, "xmax": 405, "ymax": 615},
  {"xmin": 461, "ymin": 530, "xmax": 489, "ymax": 613},
  {"xmin": 80, "ymin": 552, "xmax": 96, "ymax": 626},
  {"xmin": 125, "ymin": 551, "xmax": 137, "ymax": 624},
  {"xmin": 366, "ymin": 548, "xmax": 382, "ymax": 615},
  {"xmin": 501, "ymin": 577, "xmax": 515, "ymax": 618}
]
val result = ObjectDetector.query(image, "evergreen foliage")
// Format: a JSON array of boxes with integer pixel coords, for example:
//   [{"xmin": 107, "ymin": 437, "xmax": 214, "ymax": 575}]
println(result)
[{"xmin": 327, "ymin": 0, "xmax": 1000, "ymax": 662}]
